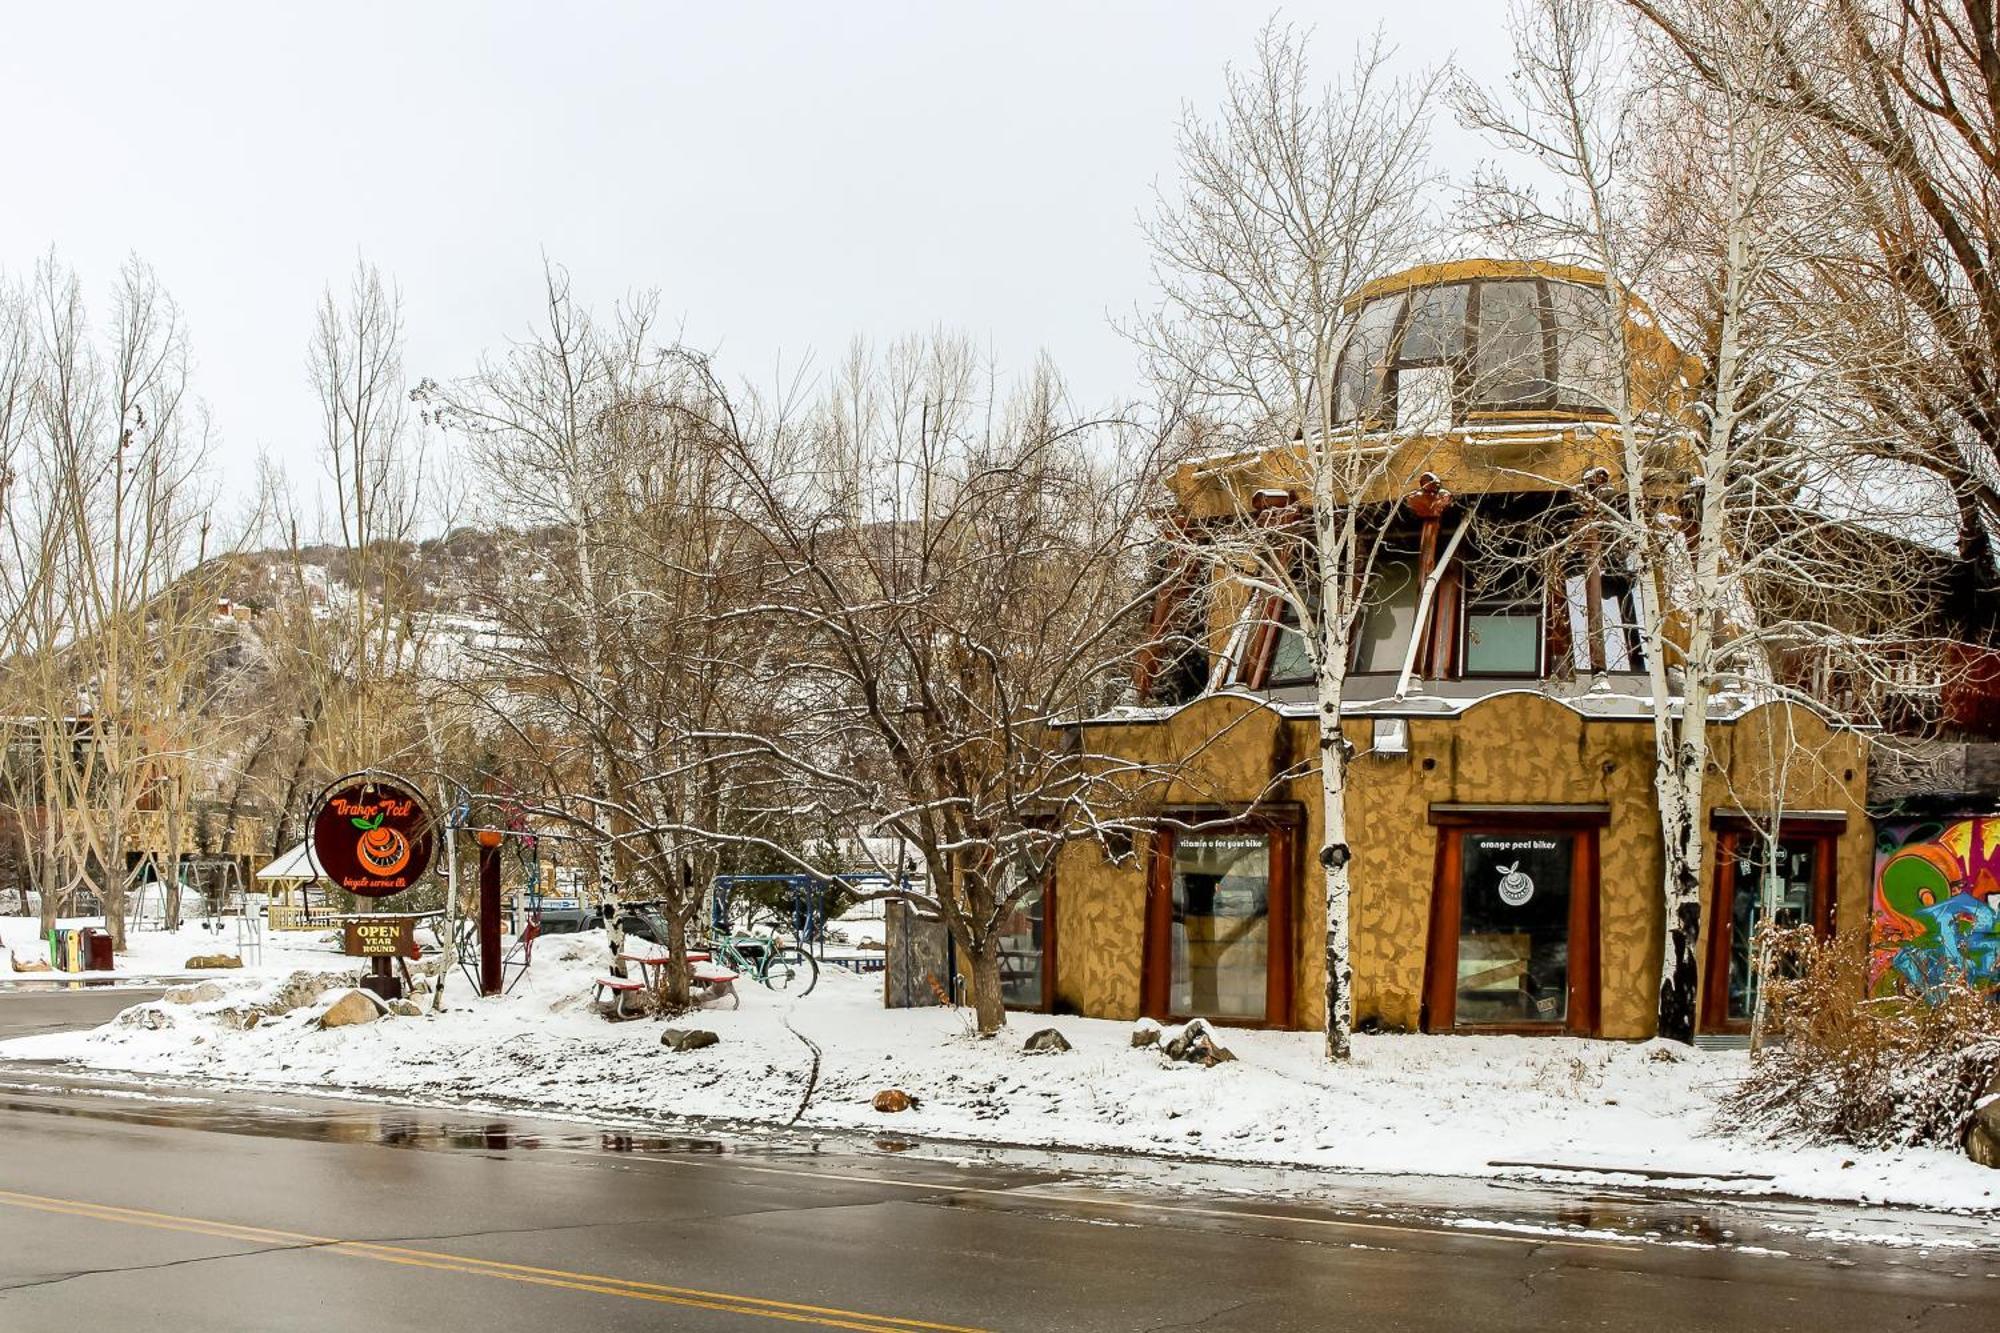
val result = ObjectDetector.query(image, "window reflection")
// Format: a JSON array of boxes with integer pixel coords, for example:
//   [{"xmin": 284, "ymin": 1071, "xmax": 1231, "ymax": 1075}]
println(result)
[
  {"xmin": 1726, "ymin": 839, "xmax": 1815, "ymax": 1021},
  {"xmin": 1334, "ymin": 295, "xmax": 1405, "ymax": 425},
  {"xmin": 1352, "ymin": 551, "xmax": 1422, "ymax": 673},
  {"xmin": 1328, "ymin": 276, "xmax": 1621, "ymax": 426},
  {"xmin": 998, "ymin": 880, "xmax": 1048, "ymax": 1010},
  {"xmin": 1169, "ymin": 833, "xmax": 1271, "ymax": 1019},
  {"xmin": 1456, "ymin": 832, "xmax": 1574, "ymax": 1025},
  {"xmin": 1474, "ymin": 281, "xmax": 1549, "ymax": 406}
]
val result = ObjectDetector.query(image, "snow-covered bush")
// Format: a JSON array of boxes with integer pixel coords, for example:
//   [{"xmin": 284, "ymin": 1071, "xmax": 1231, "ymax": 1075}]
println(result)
[{"xmin": 1723, "ymin": 926, "xmax": 2000, "ymax": 1150}]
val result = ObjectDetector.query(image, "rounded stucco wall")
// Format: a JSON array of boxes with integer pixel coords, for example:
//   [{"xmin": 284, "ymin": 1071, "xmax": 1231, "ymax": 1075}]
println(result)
[{"xmin": 1056, "ymin": 693, "xmax": 1869, "ymax": 1038}]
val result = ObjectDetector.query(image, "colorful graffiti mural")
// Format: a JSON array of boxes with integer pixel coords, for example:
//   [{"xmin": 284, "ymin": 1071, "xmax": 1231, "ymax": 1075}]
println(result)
[{"xmin": 1872, "ymin": 818, "xmax": 2000, "ymax": 998}]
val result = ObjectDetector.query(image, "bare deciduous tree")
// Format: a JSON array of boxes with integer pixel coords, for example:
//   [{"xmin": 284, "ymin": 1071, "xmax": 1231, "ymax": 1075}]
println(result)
[{"xmin": 1139, "ymin": 25, "xmax": 1443, "ymax": 1059}]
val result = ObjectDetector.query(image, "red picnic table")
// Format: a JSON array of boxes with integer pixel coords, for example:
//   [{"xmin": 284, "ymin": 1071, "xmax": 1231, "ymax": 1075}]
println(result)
[{"xmin": 593, "ymin": 951, "xmax": 740, "ymax": 1018}]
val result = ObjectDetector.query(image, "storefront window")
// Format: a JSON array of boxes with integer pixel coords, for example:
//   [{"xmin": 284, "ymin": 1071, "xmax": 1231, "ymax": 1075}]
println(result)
[
  {"xmin": 1455, "ymin": 832, "xmax": 1575, "ymax": 1024},
  {"xmin": 1724, "ymin": 838, "xmax": 1816, "ymax": 1021},
  {"xmin": 998, "ymin": 880, "xmax": 1048, "ymax": 1010},
  {"xmin": 1168, "ymin": 832, "xmax": 1272, "ymax": 1019}
]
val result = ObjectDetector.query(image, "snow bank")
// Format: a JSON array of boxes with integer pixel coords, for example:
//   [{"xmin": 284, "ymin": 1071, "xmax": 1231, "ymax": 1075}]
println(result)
[{"xmin": 4, "ymin": 928, "xmax": 1994, "ymax": 1215}]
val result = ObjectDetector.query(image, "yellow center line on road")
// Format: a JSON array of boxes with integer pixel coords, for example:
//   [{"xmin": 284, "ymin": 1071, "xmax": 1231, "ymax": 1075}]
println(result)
[{"xmin": 0, "ymin": 1188, "xmax": 986, "ymax": 1333}]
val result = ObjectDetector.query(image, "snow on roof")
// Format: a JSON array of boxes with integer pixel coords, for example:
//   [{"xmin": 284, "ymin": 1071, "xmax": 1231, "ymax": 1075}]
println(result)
[
  {"xmin": 1076, "ymin": 682, "xmax": 1854, "ymax": 728},
  {"xmin": 256, "ymin": 841, "xmax": 324, "ymax": 882}
]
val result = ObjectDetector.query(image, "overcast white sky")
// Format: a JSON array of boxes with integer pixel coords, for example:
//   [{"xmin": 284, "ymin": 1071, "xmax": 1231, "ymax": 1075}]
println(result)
[{"xmin": 2, "ymin": 2, "xmax": 1513, "ymax": 506}]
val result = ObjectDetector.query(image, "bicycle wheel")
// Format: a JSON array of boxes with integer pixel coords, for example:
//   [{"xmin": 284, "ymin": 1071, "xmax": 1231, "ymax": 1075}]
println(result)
[{"xmin": 760, "ymin": 945, "xmax": 819, "ymax": 997}]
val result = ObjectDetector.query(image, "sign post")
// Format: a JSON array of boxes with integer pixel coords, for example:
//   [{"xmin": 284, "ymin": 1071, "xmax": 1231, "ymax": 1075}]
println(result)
[
  {"xmin": 476, "ymin": 828, "xmax": 503, "ymax": 997},
  {"xmin": 310, "ymin": 772, "xmax": 439, "ymax": 1002}
]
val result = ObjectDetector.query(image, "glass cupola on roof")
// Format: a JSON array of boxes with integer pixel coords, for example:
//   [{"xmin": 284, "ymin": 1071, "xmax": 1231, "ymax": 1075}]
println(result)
[{"xmin": 1332, "ymin": 263, "xmax": 1620, "ymax": 429}]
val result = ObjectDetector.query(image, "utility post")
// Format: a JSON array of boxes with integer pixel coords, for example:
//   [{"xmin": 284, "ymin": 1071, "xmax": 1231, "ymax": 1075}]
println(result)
[{"xmin": 476, "ymin": 828, "xmax": 503, "ymax": 997}]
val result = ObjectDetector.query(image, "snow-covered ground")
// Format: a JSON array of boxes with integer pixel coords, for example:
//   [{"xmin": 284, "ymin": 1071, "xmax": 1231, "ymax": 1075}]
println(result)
[
  {"xmin": 1, "ymin": 924, "xmax": 1994, "ymax": 1216},
  {"xmin": 1, "ymin": 915, "xmax": 351, "ymax": 979}
]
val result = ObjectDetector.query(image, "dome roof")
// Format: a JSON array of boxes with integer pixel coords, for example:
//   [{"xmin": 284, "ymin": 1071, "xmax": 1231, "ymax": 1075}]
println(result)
[{"xmin": 1332, "ymin": 260, "xmax": 1629, "ymax": 429}]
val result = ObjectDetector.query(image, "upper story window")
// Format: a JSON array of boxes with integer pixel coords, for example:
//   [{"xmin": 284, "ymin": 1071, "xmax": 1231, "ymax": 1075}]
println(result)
[
  {"xmin": 1563, "ymin": 572, "xmax": 1648, "ymax": 674},
  {"xmin": 1461, "ymin": 562, "xmax": 1544, "ymax": 677},
  {"xmin": 1350, "ymin": 546, "xmax": 1423, "ymax": 674},
  {"xmin": 1331, "ymin": 276, "xmax": 1619, "ymax": 429},
  {"xmin": 1265, "ymin": 600, "xmax": 1317, "ymax": 686}
]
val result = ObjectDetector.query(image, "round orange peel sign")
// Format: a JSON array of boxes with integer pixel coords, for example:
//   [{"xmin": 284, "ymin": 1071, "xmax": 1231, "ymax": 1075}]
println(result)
[{"xmin": 309, "ymin": 774, "xmax": 436, "ymax": 899}]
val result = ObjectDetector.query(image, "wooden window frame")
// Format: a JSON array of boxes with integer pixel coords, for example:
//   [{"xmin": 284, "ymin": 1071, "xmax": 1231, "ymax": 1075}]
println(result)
[
  {"xmin": 1699, "ymin": 815, "xmax": 1841, "ymax": 1036},
  {"xmin": 1422, "ymin": 806, "xmax": 1606, "ymax": 1036},
  {"xmin": 1456, "ymin": 591, "xmax": 1546, "ymax": 680},
  {"xmin": 1142, "ymin": 813, "xmax": 1299, "ymax": 1029}
]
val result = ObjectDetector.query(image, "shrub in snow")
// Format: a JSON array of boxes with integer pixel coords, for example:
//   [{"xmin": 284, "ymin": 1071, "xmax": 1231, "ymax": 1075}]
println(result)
[{"xmin": 1724, "ymin": 926, "xmax": 2000, "ymax": 1152}]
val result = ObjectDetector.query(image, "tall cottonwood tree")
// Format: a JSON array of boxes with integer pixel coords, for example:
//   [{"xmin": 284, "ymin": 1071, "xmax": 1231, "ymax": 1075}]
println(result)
[
  {"xmin": 1139, "ymin": 26, "xmax": 1442, "ymax": 1059},
  {"xmin": 425, "ymin": 271, "xmax": 793, "ymax": 1005},
  {"xmin": 1626, "ymin": 0, "xmax": 2000, "ymax": 636},
  {"xmin": 419, "ymin": 266, "xmax": 632, "ymax": 902},
  {"xmin": 679, "ymin": 336, "xmax": 1181, "ymax": 1035},
  {"xmin": 1459, "ymin": 0, "xmax": 1932, "ymax": 1040},
  {"xmin": 0, "ymin": 258, "xmax": 216, "ymax": 944},
  {"xmin": 306, "ymin": 261, "xmax": 430, "ymax": 781}
]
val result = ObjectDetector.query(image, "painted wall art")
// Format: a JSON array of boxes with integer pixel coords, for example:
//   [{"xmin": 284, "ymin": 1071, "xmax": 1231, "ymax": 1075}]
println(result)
[{"xmin": 1871, "ymin": 817, "xmax": 2000, "ymax": 999}]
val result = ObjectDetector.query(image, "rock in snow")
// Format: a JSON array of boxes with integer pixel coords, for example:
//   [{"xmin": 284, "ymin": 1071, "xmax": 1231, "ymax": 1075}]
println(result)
[
  {"xmin": 318, "ymin": 989, "xmax": 386, "ymax": 1029},
  {"xmin": 1130, "ymin": 1018, "xmax": 1163, "ymax": 1049},
  {"xmin": 183, "ymin": 953, "xmax": 244, "ymax": 970},
  {"xmin": 1967, "ymin": 1072, "xmax": 2000, "ymax": 1169},
  {"xmin": 1023, "ymin": 1027, "xmax": 1071, "ymax": 1054},
  {"xmin": 162, "ymin": 981, "xmax": 225, "ymax": 1005},
  {"xmin": 872, "ymin": 1088, "xmax": 917, "ymax": 1113},
  {"xmin": 1161, "ymin": 1018, "xmax": 1235, "ymax": 1067},
  {"xmin": 660, "ymin": 1028, "xmax": 719, "ymax": 1052}
]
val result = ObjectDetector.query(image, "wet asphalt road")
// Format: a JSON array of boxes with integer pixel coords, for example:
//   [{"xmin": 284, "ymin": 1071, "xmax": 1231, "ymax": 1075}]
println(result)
[
  {"xmin": 0, "ymin": 990, "xmax": 1996, "ymax": 1331},
  {"xmin": 0, "ymin": 982, "xmax": 166, "ymax": 1037}
]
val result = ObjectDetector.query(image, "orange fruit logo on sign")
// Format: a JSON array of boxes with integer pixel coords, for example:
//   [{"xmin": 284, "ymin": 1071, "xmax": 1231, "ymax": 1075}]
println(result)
[{"xmin": 353, "ymin": 813, "xmax": 413, "ymax": 877}]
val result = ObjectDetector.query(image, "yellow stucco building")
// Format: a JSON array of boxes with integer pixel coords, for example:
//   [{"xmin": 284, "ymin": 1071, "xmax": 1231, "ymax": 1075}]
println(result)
[{"xmin": 1032, "ymin": 260, "xmax": 1870, "ymax": 1041}]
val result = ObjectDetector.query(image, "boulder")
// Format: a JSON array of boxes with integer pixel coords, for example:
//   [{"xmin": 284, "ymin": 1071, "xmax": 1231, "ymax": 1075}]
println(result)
[
  {"xmin": 183, "ymin": 953, "xmax": 243, "ymax": 970},
  {"xmin": 266, "ymin": 970, "xmax": 363, "ymax": 1015},
  {"xmin": 387, "ymin": 1000, "xmax": 424, "ymax": 1018},
  {"xmin": 872, "ymin": 1088, "xmax": 918, "ymax": 1113},
  {"xmin": 318, "ymin": 989, "xmax": 386, "ymax": 1029},
  {"xmin": 660, "ymin": 1028, "xmax": 719, "ymax": 1052},
  {"xmin": 1130, "ymin": 1018, "xmax": 1162, "ymax": 1049},
  {"xmin": 215, "ymin": 1007, "xmax": 262, "ymax": 1031},
  {"xmin": 8, "ymin": 952, "xmax": 51, "ymax": 974},
  {"xmin": 1023, "ymin": 1027, "xmax": 1071, "ymax": 1054},
  {"xmin": 1161, "ymin": 1018, "xmax": 1236, "ymax": 1067},
  {"xmin": 1968, "ymin": 1074, "xmax": 2000, "ymax": 1170},
  {"xmin": 163, "ymin": 981, "xmax": 225, "ymax": 1005},
  {"xmin": 117, "ymin": 1004, "xmax": 172, "ymax": 1030}
]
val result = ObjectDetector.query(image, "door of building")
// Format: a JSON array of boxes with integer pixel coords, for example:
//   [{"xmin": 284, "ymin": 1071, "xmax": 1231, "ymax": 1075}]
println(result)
[
  {"xmin": 1424, "ymin": 811, "xmax": 1603, "ymax": 1035},
  {"xmin": 1144, "ymin": 819, "xmax": 1296, "ymax": 1027},
  {"xmin": 1699, "ymin": 820, "xmax": 1839, "ymax": 1035}
]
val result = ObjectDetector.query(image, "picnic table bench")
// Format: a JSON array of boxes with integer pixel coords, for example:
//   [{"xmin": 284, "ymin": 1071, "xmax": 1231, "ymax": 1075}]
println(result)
[{"xmin": 593, "ymin": 951, "xmax": 741, "ymax": 1019}]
